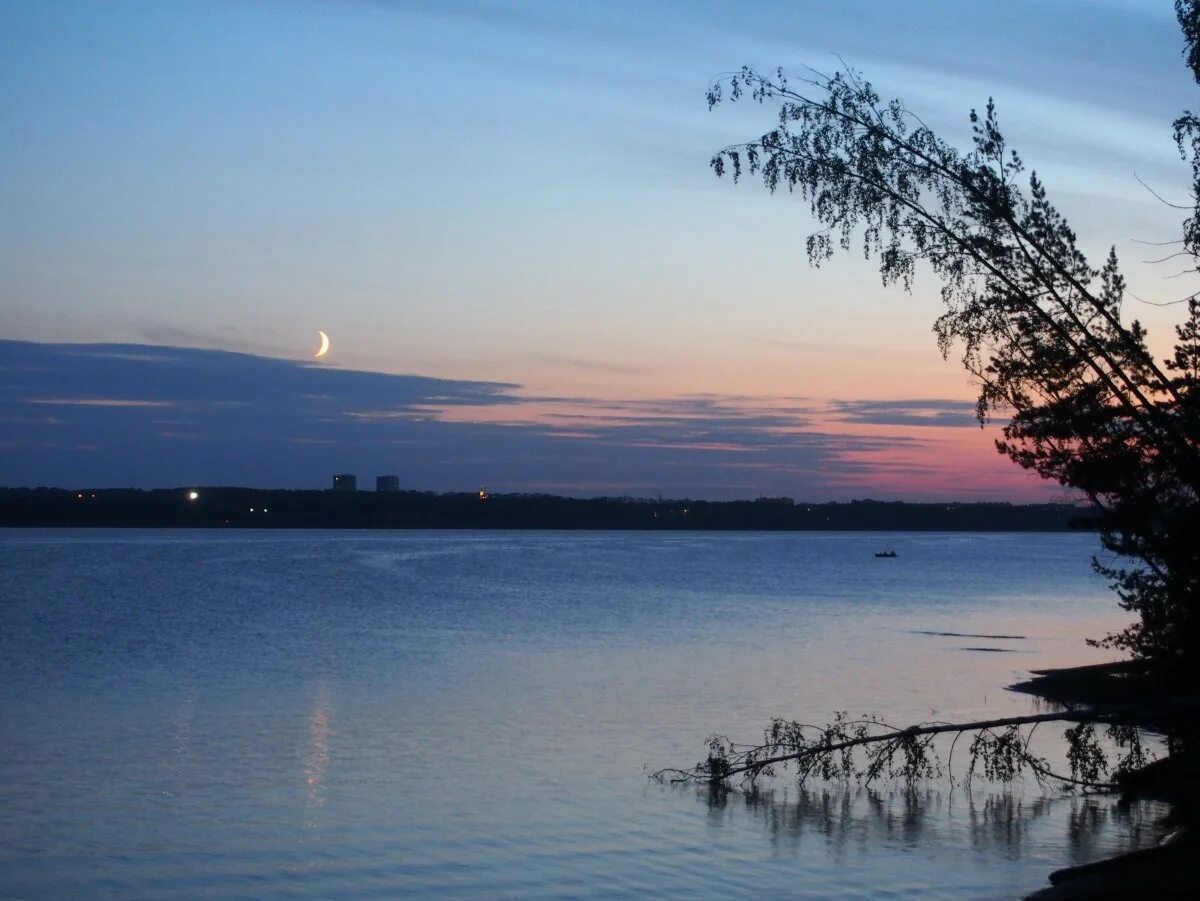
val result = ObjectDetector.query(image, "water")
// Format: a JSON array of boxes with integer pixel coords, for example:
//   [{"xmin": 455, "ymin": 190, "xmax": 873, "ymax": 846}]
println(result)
[{"xmin": 0, "ymin": 530, "xmax": 1168, "ymax": 898}]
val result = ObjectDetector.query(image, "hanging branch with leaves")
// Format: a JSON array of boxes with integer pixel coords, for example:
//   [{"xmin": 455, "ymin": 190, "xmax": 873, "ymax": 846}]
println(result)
[{"xmin": 653, "ymin": 708, "xmax": 1157, "ymax": 794}]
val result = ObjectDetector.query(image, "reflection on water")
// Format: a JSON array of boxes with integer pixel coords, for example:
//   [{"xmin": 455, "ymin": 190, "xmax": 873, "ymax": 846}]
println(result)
[
  {"xmin": 169, "ymin": 691, "xmax": 194, "ymax": 783},
  {"xmin": 0, "ymin": 530, "xmax": 1162, "ymax": 898},
  {"xmin": 304, "ymin": 680, "xmax": 332, "ymax": 810},
  {"xmin": 695, "ymin": 781, "xmax": 1167, "ymax": 870}
]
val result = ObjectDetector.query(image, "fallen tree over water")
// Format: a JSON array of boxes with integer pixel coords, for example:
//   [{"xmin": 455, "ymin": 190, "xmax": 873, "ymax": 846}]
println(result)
[
  {"xmin": 654, "ymin": 663, "xmax": 1200, "ymax": 899},
  {"xmin": 653, "ymin": 702, "xmax": 1161, "ymax": 794},
  {"xmin": 656, "ymin": 659, "xmax": 1200, "ymax": 795}
]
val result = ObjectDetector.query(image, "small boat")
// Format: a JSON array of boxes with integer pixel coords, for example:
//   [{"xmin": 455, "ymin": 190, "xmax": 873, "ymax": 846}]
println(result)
[{"xmin": 875, "ymin": 550, "xmax": 897, "ymax": 558}]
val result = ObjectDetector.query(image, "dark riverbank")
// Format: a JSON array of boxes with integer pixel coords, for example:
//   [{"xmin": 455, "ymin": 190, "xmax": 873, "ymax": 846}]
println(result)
[
  {"xmin": 0, "ymin": 486, "xmax": 1098, "ymax": 531},
  {"xmin": 1011, "ymin": 661, "xmax": 1199, "ymax": 899}
]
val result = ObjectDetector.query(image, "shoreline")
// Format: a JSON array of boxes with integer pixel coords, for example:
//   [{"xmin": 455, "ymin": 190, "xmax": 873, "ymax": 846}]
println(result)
[
  {"xmin": 1011, "ymin": 661, "xmax": 1199, "ymax": 899},
  {"xmin": 0, "ymin": 486, "xmax": 1097, "ymax": 532}
]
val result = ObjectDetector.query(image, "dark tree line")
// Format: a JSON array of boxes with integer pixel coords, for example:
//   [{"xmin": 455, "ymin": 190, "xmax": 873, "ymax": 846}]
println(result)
[{"xmin": 0, "ymin": 487, "xmax": 1092, "ymax": 531}]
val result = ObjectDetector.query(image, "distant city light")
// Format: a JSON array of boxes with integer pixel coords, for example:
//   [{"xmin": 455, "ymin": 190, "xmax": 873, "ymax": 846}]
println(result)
[{"xmin": 187, "ymin": 490, "xmax": 200, "ymax": 501}]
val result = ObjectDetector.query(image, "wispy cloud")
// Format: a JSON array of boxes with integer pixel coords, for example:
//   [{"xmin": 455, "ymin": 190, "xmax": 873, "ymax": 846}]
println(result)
[
  {"xmin": 27, "ymin": 398, "xmax": 174, "ymax": 408},
  {"xmin": 829, "ymin": 398, "xmax": 982, "ymax": 428}
]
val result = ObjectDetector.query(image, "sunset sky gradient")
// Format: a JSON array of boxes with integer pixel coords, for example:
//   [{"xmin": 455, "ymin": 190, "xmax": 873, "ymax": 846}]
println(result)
[{"xmin": 1, "ymin": 0, "xmax": 1195, "ymax": 499}]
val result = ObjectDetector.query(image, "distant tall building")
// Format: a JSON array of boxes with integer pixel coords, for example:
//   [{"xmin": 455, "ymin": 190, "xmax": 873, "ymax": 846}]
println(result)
[
  {"xmin": 332, "ymin": 473, "xmax": 357, "ymax": 492},
  {"xmin": 376, "ymin": 475, "xmax": 400, "ymax": 493}
]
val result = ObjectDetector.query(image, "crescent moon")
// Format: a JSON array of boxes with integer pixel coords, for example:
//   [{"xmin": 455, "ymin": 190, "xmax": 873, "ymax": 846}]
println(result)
[{"xmin": 314, "ymin": 331, "xmax": 330, "ymax": 358}]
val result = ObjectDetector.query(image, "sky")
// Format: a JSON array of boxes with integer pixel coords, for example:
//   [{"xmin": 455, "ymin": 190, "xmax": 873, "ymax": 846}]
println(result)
[{"xmin": 1, "ymin": 0, "xmax": 1196, "ymax": 500}]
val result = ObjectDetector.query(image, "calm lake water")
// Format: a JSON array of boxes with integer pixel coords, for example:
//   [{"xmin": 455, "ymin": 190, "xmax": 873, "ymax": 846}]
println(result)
[{"xmin": 0, "ymin": 530, "xmax": 1168, "ymax": 898}]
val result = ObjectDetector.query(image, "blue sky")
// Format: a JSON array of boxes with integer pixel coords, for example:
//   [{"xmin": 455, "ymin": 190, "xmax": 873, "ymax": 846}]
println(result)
[{"xmin": 1, "ymin": 1, "xmax": 1195, "ymax": 498}]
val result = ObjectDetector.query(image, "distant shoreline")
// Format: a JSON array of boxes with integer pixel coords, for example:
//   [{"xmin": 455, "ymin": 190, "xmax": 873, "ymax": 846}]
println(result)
[{"xmin": 0, "ymin": 487, "xmax": 1098, "ymax": 532}]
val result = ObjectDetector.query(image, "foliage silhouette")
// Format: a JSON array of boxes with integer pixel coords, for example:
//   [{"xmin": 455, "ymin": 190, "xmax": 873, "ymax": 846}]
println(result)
[
  {"xmin": 662, "ymin": 9, "xmax": 1200, "ymax": 820},
  {"xmin": 703, "ymin": 38, "xmax": 1200, "ymax": 683},
  {"xmin": 653, "ymin": 707, "xmax": 1158, "ymax": 793}
]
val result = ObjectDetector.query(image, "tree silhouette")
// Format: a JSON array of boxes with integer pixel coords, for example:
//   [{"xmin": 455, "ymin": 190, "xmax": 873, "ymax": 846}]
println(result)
[
  {"xmin": 704, "ymin": 27, "xmax": 1200, "ymax": 683},
  {"xmin": 1175, "ymin": 0, "xmax": 1200, "ymax": 259}
]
